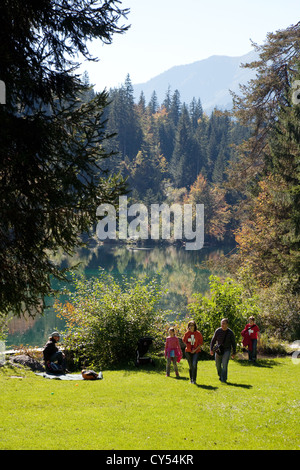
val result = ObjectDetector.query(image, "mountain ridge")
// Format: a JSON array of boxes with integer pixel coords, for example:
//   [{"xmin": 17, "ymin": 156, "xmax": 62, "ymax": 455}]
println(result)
[{"xmin": 133, "ymin": 50, "xmax": 258, "ymax": 113}]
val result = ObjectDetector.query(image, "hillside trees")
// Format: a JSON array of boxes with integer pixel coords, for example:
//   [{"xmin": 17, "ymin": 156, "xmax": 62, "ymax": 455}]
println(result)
[
  {"xmin": 104, "ymin": 76, "xmax": 248, "ymax": 235},
  {"xmin": 0, "ymin": 0, "xmax": 129, "ymax": 317}
]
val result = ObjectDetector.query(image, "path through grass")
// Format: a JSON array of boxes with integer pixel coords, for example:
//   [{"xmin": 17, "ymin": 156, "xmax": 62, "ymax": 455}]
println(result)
[{"xmin": 0, "ymin": 357, "xmax": 299, "ymax": 450}]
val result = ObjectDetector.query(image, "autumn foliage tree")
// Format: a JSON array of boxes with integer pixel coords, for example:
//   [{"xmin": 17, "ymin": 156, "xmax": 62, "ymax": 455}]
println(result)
[
  {"xmin": 184, "ymin": 174, "xmax": 231, "ymax": 242},
  {"xmin": 228, "ymin": 22, "xmax": 300, "ymax": 295}
]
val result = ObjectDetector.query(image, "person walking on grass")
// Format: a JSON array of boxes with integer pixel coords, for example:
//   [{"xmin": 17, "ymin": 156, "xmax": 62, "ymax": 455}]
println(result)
[
  {"xmin": 241, "ymin": 316, "xmax": 260, "ymax": 362},
  {"xmin": 164, "ymin": 327, "xmax": 182, "ymax": 378},
  {"xmin": 183, "ymin": 320, "xmax": 203, "ymax": 384},
  {"xmin": 210, "ymin": 318, "xmax": 236, "ymax": 383}
]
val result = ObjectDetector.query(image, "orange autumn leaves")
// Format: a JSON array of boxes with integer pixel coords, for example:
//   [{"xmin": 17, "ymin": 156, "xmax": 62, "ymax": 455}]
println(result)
[
  {"xmin": 184, "ymin": 173, "xmax": 230, "ymax": 241},
  {"xmin": 234, "ymin": 176, "xmax": 293, "ymax": 286}
]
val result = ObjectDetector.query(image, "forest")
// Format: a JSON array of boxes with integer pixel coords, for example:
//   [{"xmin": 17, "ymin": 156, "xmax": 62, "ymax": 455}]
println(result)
[{"xmin": 97, "ymin": 75, "xmax": 249, "ymax": 244}]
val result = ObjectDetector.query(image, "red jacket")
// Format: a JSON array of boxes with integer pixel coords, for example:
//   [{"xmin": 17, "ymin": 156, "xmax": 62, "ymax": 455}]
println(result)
[
  {"xmin": 183, "ymin": 330, "xmax": 203, "ymax": 353},
  {"xmin": 241, "ymin": 324, "xmax": 260, "ymax": 351}
]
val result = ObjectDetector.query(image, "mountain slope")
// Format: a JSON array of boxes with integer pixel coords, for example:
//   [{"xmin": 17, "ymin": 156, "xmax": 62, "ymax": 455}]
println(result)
[{"xmin": 133, "ymin": 50, "xmax": 258, "ymax": 112}]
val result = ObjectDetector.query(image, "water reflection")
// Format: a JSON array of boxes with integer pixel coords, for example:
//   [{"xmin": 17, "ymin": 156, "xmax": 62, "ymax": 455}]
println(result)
[{"xmin": 6, "ymin": 243, "xmax": 230, "ymax": 348}]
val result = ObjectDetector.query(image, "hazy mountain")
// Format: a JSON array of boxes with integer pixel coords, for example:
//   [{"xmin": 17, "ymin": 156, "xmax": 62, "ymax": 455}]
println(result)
[{"xmin": 133, "ymin": 50, "xmax": 258, "ymax": 113}]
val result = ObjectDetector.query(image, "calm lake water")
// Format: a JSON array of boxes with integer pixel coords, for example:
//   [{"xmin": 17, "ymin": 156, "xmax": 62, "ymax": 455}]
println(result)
[{"xmin": 6, "ymin": 243, "xmax": 231, "ymax": 348}]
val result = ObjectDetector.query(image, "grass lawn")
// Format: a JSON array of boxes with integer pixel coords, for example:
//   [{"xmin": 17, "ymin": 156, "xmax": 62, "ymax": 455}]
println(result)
[{"xmin": 0, "ymin": 356, "xmax": 299, "ymax": 450}]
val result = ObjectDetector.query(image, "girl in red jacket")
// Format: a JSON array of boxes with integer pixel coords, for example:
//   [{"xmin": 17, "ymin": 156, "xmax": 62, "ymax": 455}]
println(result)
[{"xmin": 165, "ymin": 327, "xmax": 182, "ymax": 377}]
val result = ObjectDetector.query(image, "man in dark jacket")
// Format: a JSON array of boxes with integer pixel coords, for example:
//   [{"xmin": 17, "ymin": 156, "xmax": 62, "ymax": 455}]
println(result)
[
  {"xmin": 210, "ymin": 318, "xmax": 236, "ymax": 383},
  {"xmin": 43, "ymin": 332, "xmax": 66, "ymax": 373}
]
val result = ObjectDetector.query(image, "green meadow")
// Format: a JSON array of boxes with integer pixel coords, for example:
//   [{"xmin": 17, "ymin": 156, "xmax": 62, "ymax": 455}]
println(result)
[{"xmin": 0, "ymin": 357, "xmax": 299, "ymax": 450}]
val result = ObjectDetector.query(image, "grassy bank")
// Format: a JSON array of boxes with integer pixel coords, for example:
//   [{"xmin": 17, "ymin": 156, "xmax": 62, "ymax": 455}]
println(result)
[{"xmin": 0, "ymin": 356, "xmax": 299, "ymax": 450}]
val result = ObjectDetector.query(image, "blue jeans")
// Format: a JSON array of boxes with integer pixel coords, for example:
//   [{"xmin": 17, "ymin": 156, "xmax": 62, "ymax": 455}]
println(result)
[
  {"xmin": 215, "ymin": 349, "xmax": 231, "ymax": 382},
  {"xmin": 50, "ymin": 351, "xmax": 66, "ymax": 371},
  {"xmin": 185, "ymin": 352, "xmax": 200, "ymax": 382},
  {"xmin": 50, "ymin": 351, "xmax": 65, "ymax": 365}
]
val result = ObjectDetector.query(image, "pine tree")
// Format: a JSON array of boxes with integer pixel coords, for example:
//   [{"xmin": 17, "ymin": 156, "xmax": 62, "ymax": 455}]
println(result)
[
  {"xmin": 106, "ymin": 76, "xmax": 142, "ymax": 160},
  {"xmin": 162, "ymin": 86, "xmax": 172, "ymax": 112},
  {"xmin": 0, "ymin": 0, "xmax": 129, "ymax": 317},
  {"xmin": 189, "ymin": 97, "xmax": 203, "ymax": 129},
  {"xmin": 169, "ymin": 104, "xmax": 192, "ymax": 187},
  {"xmin": 169, "ymin": 89, "xmax": 181, "ymax": 126},
  {"xmin": 137, "ymin": 91, "xmax": 146, "ymax": 115},
  {"xmin": 229, "ymin": 21, "xmax": 300, "ymax": 194},
  {"xmin": 148, "ymin": 90, "xmax": 159, "ymax": 114}
]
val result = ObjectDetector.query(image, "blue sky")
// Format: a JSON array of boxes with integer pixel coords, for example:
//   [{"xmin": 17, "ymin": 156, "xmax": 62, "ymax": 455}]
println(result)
[{"xmin": 80, "ymin": 0, "xmax": 299, "ymax": 91}]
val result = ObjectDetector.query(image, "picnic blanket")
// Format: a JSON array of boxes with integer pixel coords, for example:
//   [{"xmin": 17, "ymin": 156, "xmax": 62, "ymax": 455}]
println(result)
[{"xmin": 36, "ymin": 371, "xmax": 103, "ymax": 380}]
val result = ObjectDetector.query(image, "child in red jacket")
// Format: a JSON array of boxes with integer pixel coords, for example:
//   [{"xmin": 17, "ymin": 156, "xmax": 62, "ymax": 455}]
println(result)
[
  {"xmin": 241, "ymin": 316, "xmax": 260, "ymax": 362},
  {"xmin": 165, "ymin": 327, "xmax": 182, "ymax": 377}
]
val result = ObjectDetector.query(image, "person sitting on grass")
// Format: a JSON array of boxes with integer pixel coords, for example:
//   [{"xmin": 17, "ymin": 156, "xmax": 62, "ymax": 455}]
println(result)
[{"xmin": 43, "ymin": 331, "xmax": 67, "ymax": 374}]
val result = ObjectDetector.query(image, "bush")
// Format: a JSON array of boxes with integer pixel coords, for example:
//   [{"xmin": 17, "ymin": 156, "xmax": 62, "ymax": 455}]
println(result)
[
  {"xmin": 258, "ymin": 333, "xmax": 289, "ymax": 356},
  {"xmin": 257, "ymin": 283, "xmax": 300, "ymax": 341},
  {"xmin": 187, "ymin": 275, "xmax": 261, "ymax": 343},
  {"xmin": 0, "ymin": 312, "xmax": 8, "ymax": 342},
  {"xmin": 54, "ymin": 271, "xmax": 168, "ymax": 369}
]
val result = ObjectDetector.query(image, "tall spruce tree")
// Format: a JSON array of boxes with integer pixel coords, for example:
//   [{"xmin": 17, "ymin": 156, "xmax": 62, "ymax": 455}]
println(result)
[{"xmin": 0, "ymin": 0, "xmax": 129, "ymax": 317}]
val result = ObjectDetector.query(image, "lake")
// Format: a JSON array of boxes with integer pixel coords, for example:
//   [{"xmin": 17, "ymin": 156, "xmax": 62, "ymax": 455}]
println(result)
[{"xmin": 6, "ymin": 243, "xmax": 231, "ymax": 348}]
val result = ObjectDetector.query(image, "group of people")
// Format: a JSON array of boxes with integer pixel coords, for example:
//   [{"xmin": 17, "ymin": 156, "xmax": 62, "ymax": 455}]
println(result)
[
  {"xmin": 43, "ymin": 317, "xmax": 260, "ymax": 382},
  {"xmin": 165, "ymin": 317, "xmax": 260, "ymax": 384}
]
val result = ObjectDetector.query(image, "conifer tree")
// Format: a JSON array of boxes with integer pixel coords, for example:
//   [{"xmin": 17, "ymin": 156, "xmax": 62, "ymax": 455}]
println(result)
[
  {"xmin": 148, "ymin": 91, "xmax": 159, "ymax": 114},
  {"xmin": 169, "ymin": 89, "xmax": 181, "ymax": 126},
  {"xmin": 162, "ymin": 86, "xmax": 172, "ymax": 112},
  {"xmin": 0, "ymin": 0, "xmax": 129, "ymax": 316},
  {"xmin": 189, "ymin": 97, "xmax": 203, "ymax": 129}
]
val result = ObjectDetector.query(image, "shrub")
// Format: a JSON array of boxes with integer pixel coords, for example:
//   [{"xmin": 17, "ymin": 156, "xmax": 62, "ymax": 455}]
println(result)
[
  {"xmin": 257, "ymin": 283, "xmax": 300, "ymax": 341},
  {"xmin": 258, "ymin": 333, "xmax": 289, "ymax": 356},
  {"xmin": 187, "ymin": 275, "xmax": 261, "ymax": 343},
  {"xmin": 54, "ymin": 271, "xmax": 168, "ymax": 369},
  {"xmin": 0, "ymin": 311, "xmax": 8, "ymax": 342}
]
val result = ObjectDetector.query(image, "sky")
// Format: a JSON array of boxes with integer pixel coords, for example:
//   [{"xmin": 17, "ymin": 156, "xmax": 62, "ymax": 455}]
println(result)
[{"xmin": 79, "ymin": 0, "xmax": 299, "ymax": 92}]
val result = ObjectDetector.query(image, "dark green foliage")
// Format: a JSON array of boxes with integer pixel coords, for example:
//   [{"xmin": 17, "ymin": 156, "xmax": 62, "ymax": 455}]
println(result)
[
  {"xmin": 0, "ymin": 1, "xmax": 129, "ymax": 316},
  {"xmin": 188, "ymin": 275, "xmax": 261, "ymax": 343},
  {"xmin": 55, "ymin": 272, "xmax": 167, "ymax": 368}
]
